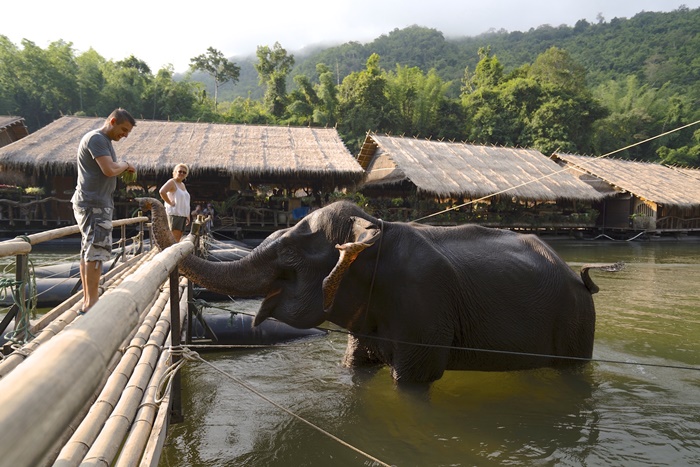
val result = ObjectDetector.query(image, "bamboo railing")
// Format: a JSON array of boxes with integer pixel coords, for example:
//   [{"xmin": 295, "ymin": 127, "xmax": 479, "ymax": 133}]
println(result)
[{"xmin": 0, "ymin": 216, "xmax": 195, "ymax": 466}]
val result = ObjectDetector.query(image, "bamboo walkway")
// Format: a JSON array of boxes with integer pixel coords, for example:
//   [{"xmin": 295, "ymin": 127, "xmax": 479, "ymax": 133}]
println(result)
[{"xmin": 0, "ymin": 216, "xmax": 194, "ymax": 466}]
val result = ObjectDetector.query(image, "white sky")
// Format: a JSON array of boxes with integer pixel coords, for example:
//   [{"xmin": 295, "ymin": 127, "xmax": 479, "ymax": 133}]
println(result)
[{"xmin": 3, "ymin": 0, "xmax": 698, "ymax": 73}]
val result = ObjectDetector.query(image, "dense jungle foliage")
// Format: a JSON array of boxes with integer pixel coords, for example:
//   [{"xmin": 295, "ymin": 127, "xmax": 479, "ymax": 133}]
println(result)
[{"xmin": 1, "ymin": 6, "xmax": 698, "ymax": 165}]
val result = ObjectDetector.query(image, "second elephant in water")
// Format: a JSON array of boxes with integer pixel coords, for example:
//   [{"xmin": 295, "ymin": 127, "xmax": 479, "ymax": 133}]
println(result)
[{"xmin": 139, "ymin": 197, "xmax": 619, "ymax": 383}]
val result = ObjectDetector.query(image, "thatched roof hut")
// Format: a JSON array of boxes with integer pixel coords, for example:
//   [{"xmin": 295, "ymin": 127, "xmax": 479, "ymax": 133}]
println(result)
[
  {"xmin": 357, "ymin": 134, "xmax": 605, "ymax": 201},
  {"xmin": 0, "ymin": 116, "xmax": 364, "ymax": 188},
  {"xmin": 552, "ymin": 153, "xmax": 700, "ymax": 208},
  {"xmin": 0, "ymin": 116, "xmax": 29, "ymax": 147}
]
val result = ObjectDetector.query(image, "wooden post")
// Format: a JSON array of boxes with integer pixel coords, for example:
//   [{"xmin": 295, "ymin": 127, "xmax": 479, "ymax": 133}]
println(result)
[
  {"xmin": 14, "ymin": 254, "xmax": 28, "ymax": 342},
  {"xmin": 168, "ymin": 269, "xmax": 183, "ymax": 423},
  {"xmin": 136, "ymin": 210, "xmax": 144, "ymax": 255},
  {"xmin": 120, "ymin": 224, "xmax": 127, "ymax": 262},
  {"xmin": 187, "ymin": 280, "xmax": 194, "ymax": 346},
  {"xmin": 186, "ymin": 219, "xmax": 203, "ymax": 347}
]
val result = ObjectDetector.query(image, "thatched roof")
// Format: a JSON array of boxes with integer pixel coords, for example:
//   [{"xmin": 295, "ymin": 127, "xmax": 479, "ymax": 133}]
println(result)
[
  {"xmin": 357, "ymin": 134, "xmax": 606, "ymax": 201},
  {"xmin": 0, "ymin": 116, "xmax": 24, "ymax": 130},
  {"xmin": 0, "ymin": 116, "xmax": 364, "ymax": 183},
  {"xmin": 669, "ymin": 165, "xmax": 700, "ymax": 182},
  {"xmin": 0, "ymin": 116, "xmax": 29, "ymax": 147},
  {"xmin": 553, "ymin": 153, "xmax": 700, "ymax": 208}
]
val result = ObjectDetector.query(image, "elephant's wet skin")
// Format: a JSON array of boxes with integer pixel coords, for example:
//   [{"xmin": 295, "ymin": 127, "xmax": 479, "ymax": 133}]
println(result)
[{"xmin": 138, "ymin": 197, "xmax": 621, "ymax": 384}]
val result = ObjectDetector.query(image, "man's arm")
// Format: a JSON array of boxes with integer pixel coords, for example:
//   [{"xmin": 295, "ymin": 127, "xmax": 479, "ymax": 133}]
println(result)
[{"xmin": 95, "ymin": 156, "xmax": 134, "ymax": 177}]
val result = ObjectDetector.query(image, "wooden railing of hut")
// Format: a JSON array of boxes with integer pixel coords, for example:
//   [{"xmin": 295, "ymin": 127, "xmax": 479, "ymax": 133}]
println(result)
[
  {"xmin": 370, "ymin": 205, "xmax": 600, "ymax": 229},
  {"xmin": 655, "ymin": 215, "xmax": 700, "ymax": 231},
  {"xmin": 0, "ymin": 215, "xmax": 194, "ymax": 466},
  {"xmin": 0, "ymin": 196, "xmax": 73, "ymax": 226},
  {"xmin": 218, "ymin": 205, "xmax": 309, "ymax": 229}
]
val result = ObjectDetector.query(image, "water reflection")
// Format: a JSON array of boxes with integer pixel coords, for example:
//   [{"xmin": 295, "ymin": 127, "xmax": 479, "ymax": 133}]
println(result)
[{"xmin": 159, "ymin": 240, "xmax": 700, "ymax": 466}]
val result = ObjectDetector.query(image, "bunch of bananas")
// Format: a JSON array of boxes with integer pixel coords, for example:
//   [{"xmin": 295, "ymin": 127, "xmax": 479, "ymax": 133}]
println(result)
[{"xmin": 120, "ymin": 170, "xmax": 138, "ymax": 184}]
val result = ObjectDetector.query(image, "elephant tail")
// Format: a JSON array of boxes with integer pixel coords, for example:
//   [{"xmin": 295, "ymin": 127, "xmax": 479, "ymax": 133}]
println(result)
[{"xmin": 580, "ymin": 261, "xmax": 625, "ymax": 294}]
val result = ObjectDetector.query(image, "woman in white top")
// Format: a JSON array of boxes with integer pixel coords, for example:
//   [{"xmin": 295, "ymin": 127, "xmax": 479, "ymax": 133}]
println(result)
[{"xmin": 159, "ymin": 163, "xmax": 191, "ymax": 241}]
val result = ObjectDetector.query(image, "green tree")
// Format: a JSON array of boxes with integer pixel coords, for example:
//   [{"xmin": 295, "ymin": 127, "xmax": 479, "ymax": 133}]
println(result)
[
  {"xmin": 98, "ymin": 57, "xmax": 151, "ymax": 117},
  {"xmin": 385, "ymin": 65, "xmax": 451, "ymax": 137},
  {"xmin": 0, "ymin": 35, "xmax": 20, "ymax": 116},
  {"xmin": 591, "ymin": 76, "xmax": 686, "ymax": 160},
  {"xmin": 0, "ymin": 38, "xmax": 79, "ymax": 129},
  {"xmin": 461, "ymin": 46, "xmax": 606, "ymax": 153},
  {"xmin": 529, "ymin": 46, "xmax": 587, "ymax": 94},
  {"xmin": 657, "ymin": 129, "xmax": 700, "ymax": 167},
  {"xmin": 189, "ymin": 47, "xmax": 240, "ymax": 111},
  {"xmin": 465, "ymin": 47, "xmax": 504, "ymax": 91},
  {"xmin": 255, "ymin": 42, "xmax": 295, "ymax": 118},
  {"xmin": 75, "ymin": 49, "xmax": 107, "ymax": 115},
  {"xmin": 144, "ymin": 66, "xmax": 199, "ymax": 120},
  {"xmin": 521, "ymin": 47, "xmax": 606, "ymax": 154},
  {"xmin": 286, "ymin": 74, "xmax": 319, "ymax": 126},
  {"xmin": 220, "ymin": 96, "xmax": 272, "ymax": 125},
  {"xmin": 314, "ymin": 63, "xmax": 339, "ymax": 126},
  {"xmin": 461, "ymin": 49, "xmax": 515, "ymax": 145},
  {"xmin": 337, "ymin": 54, "xmax": 393, "ymax": 152}
]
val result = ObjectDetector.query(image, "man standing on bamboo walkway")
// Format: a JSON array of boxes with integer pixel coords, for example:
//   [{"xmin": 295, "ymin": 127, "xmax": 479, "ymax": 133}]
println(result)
[{"xmin": 71, "ymin": 108, "xmax": 137, "ymax": 313}]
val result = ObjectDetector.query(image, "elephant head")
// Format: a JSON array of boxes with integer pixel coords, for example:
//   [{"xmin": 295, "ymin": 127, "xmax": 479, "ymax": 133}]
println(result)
[{"xmin": 137, "ymin": 197, "xmax": 381, "ymax": 329}]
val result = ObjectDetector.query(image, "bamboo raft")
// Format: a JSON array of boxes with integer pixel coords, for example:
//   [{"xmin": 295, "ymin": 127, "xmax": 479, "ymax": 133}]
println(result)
[{"xmin": 0, "ymin": 216, "xmax": 319, "ymax": 466}]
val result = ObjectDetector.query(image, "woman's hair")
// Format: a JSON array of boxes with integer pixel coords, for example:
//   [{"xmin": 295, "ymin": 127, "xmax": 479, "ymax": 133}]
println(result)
[{"xmin": 173, "ymin": 163, "xmax": 189, "ymax": 177}]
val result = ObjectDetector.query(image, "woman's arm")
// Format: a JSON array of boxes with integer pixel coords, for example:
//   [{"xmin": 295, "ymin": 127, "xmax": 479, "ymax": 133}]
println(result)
[{"xmin": 159, "ymin": 180, "xmax": 176, "ymax": 206}]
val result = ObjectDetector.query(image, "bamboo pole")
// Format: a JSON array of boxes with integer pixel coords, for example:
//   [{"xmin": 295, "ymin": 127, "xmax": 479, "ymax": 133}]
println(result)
[
  {"xmin": 0, "ymin": 240, "xmax": 194, "ymax": 467},
  {"xmin": 0, "ymin": 249, "xmax": 158, "ymax": 379},
  {"xmin": 0, "ymin": 217, "xmax": 148, "ymax": 258},
  {"xmin": 30, "ymin": 251, "xmax": 150, "ymax": 335},
  {"xmin": 51, "ymin": 284, "xmax": 175, "ymax": 466},
  {"xmin": 136, "ymin": 350, "xmax": 173, "ymax": 467},
  {"xmin": 35, "ymin": 262, "xmax": 163, "ymax": 466},
  {"xmin": 137, "ymin": 282, "xmax": 191, "ymax": 467},
  {"xmin": 113, "ymin": 282, "xmax": 189, "ymax": 467},
  {"xmin": 40, "ymin": 274, "xmax": 164, "ymax": 467},
  {"xmin": 0, "ymin": 239, "xmax": 31, "ymax": 256},
  {"xmin": 40, "ymin": 343, "xmax": 126, "ymax": 467},
  {"xmin": 81, "ymin": 281, "xmax": 183, "ymax": 466}
]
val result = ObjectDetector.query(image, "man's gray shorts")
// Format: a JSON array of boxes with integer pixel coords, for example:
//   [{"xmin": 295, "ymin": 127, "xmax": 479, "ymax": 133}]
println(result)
[{"xmin": 73, "ymin": 206, "xmax": 113, "ymax": 262}]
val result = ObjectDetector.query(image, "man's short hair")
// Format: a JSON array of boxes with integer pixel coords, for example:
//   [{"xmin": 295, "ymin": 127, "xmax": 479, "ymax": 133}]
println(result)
[{"xmin": 108, "ymin": 108, "xmax": 136, "ymax": 127}]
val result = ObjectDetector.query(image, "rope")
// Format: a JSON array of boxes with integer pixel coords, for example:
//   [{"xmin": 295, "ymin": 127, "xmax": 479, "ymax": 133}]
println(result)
[
  {"xmin": 413, "ymin": 119, "xmax": 700, "ymax": 222},
  {"xmin": 319, "ymin": 327, "xmax": 700, "ymax": 373},
  {"xmin": 156, "ymin": 345, "xmax": 393, "ymax": 467},
  {"xmin": 154, "ymin": 346, "xmax": 198, "ymax": 405},
  {"xmin": 1, "ymin": 257, "xmax": 37, "ymax": 345},
  {"xmin": 185, "ymin": 343, "xmax": 299, "ymax": 350},
  {"xmin": 15, "ymin": 235, "xmax": 31, "ymax": 243},
  {"xmin": 191, "ymin": 297, "xmax": 700, "ymax": 373}
]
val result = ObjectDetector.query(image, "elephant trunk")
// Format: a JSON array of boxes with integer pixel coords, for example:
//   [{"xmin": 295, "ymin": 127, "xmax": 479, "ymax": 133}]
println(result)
[{"xmin": 137, "ymin": 197, "xmax": 278, "ymax": 298}]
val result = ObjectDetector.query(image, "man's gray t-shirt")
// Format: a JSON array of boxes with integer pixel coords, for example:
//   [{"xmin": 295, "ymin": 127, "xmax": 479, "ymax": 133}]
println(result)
[{"xmin": 71, "ymin": 130, "xmax": 117, "ymax": 208}]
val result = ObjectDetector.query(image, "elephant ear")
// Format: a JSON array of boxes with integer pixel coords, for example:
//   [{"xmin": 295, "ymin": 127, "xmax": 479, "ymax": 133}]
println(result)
[{"xmin": 322, "ymin": 217, "xmax": 381, "ymax": 313}]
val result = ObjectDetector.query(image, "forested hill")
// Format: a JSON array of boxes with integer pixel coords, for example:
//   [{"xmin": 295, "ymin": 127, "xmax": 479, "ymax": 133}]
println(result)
[
  {"xmin": 214, "ymin": 5, "xmax": 698, "ymax": 101},
  {"xmin": 2, "ymin": 5, "xmax": 697, "ymax": 167}
]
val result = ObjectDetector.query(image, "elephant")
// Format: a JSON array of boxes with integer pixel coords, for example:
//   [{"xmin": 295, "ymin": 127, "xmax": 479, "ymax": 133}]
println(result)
[{"xmin": 138, "ymin": 197, "xmax": 620, "ymax": 383}]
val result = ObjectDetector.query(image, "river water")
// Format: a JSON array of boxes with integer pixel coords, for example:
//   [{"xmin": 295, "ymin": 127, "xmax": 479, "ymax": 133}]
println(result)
[{"xmin": 158, "ymin": 239, "xmax": 700, "ymax": 467}]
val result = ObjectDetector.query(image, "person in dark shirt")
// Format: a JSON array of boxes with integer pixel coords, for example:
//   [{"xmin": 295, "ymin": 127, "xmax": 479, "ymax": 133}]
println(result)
[{"xmin": 71, "ymin": 108, "xmax": 137, "ymax": 313}]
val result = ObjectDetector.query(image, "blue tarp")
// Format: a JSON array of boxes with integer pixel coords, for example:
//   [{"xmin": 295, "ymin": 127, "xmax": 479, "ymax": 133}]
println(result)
[{"xmin": 292, "ymin": 206, "xmax": 310, "ymax": 220}]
